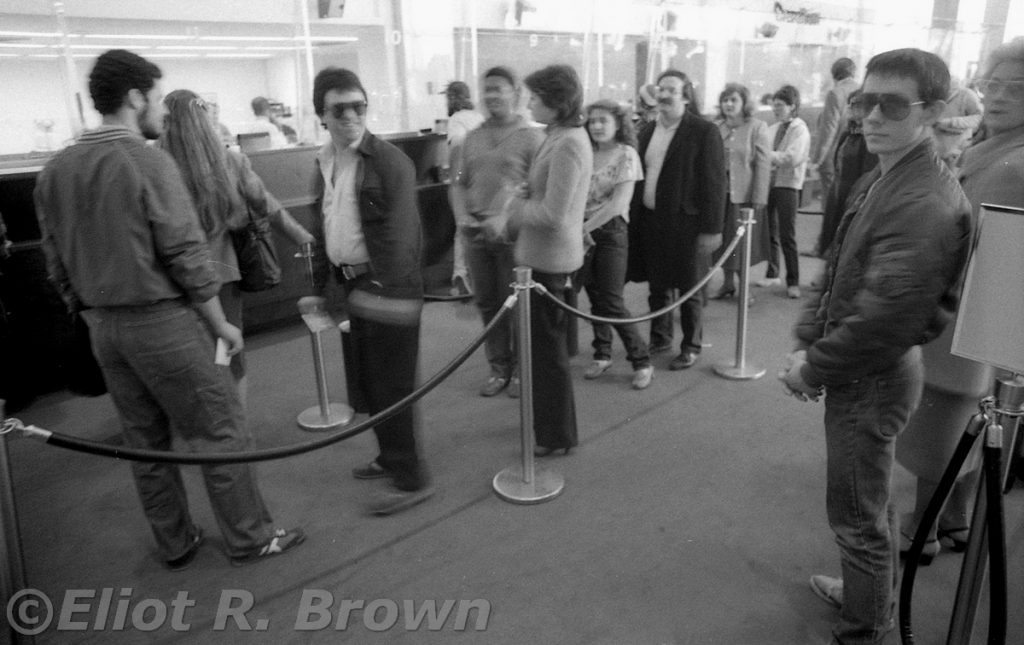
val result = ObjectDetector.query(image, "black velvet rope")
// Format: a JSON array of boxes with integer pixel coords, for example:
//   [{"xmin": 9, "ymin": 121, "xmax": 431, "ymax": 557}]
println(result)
[
  {"xmin": 5, "ymin": 300, "xmax": 516, "ymax": 465},
  {"xmin": 537, "ymin": 223, "xmax": 746, "ymax": 325}
]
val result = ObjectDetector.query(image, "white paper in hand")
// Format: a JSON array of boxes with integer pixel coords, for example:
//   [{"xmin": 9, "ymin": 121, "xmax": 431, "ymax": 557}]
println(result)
[{"xmin": 215, "ymin": 338, "xmax": 232, "ymax": 366}]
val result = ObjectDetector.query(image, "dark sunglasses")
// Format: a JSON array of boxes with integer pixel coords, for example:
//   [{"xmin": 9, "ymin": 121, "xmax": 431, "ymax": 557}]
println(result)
[
  {"xmin": 848, "ymin": 93, "xmax": 925, "ymax": 121},
  {"xmin": 329, "ymin": 100, "xmax": 368, "ymax": 118}
]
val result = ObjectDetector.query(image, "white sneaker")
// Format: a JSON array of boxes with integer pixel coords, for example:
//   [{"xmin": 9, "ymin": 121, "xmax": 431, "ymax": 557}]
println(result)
[
  {"xmin": 631, "ymin": 366, "xmax": 654, "ymax": 390},
  {"xmin": 809, "ymin": 574, "xmax": 843, "ymax": 608},
  {"xmin": 584, "ymin": 359, "xmax": 613, "ymax": 379},
  {"xmin": 756, "ymin": 277, "xmax": 782, "ymax": 287}
]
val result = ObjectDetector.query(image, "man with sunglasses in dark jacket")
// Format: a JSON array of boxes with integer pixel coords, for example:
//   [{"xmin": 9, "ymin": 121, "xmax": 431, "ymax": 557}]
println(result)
[
  {"xmin": 780, "ymin": 49, "xmax": 972, "ymax": 645},
  {"xmin": 311, "ymin": 67, "xmax": 433, "ymax": 515}
]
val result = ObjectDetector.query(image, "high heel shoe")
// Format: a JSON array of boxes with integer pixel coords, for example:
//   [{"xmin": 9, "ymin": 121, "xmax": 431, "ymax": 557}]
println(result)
[
  {"xmin": 711, "ymin": 287, "xmax": 736, "ymax": 300},
  {"xmin": 899, "ymin": 529, "xmax": 940, "ymax": 566},
  {"xmin": 533, "ymin": 446, "xmax": 571, "ymax": 457},
  {"xmin": 937, "ymin": 527, "xmax": 970, "ymax": 553}
]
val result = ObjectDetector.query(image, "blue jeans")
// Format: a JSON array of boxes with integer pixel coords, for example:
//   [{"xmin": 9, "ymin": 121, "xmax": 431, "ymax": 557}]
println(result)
[
  {"xmin": 81, "ymin": 302, "xmax": 275, "ymax": 560},
  {"xmin": 463, "ymin": 229, "xmax": 517, "ymax": 379},
  {"xmin": 579, "ymin": 217, "xmax": 650, "ymax": 368},
  {"xmin": 824, "ymin": 347, "xmax": 923, "ymax": 645}
]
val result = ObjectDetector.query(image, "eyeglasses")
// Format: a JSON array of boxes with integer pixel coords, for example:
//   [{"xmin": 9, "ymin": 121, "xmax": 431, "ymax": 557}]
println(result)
[
  {"xmin": 975, "ymin": 79, "xmax": 1024, "ymax": 101},
  {"xmin": 848, "ymin": 93, "xmax": 925, "ymax": 121},
  {"xmin": 329, "ymin": 100, "xmax": 368, "ymax": 118}
]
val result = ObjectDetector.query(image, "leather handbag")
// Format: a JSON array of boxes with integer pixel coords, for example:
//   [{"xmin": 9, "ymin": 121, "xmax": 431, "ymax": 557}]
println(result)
[{"xmin": 231, "ymin": 206, "xmax": 281, "ymax": 292}]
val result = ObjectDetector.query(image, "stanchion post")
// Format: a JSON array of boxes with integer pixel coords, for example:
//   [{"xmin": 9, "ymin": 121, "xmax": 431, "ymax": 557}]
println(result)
[
  {"xmin": 294, "ymin": 244, "xmax": 353, "ymax": 431},
  {"xmin": 493, "ymin": 267, "xmax": 564, "ymax": 504},
  {"xmin": 1, "ymin": 401, "xmax": 33, "ymax": 644},
  {"xmin": 714, "ymin": 208, "xmax": 766, "ymax": 380},
  {"xmin": 946, "ymin": 374, "xmax": 1024, "ymax": 644}
]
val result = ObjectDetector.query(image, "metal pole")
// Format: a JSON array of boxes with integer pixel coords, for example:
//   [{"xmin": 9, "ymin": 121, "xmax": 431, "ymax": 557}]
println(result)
[
  {"xmin": 946, "ymin": 374, "xmax": 1024, "ymax": 644},
  {"xmin": 714, "ymin": 208, "xmax": 766, "ymax": 380},
  {"xmin": 1, "ymin": 401, "xmax": 33, "ymax": 644},
  {"xmin": 493, "ymin": 267, "xmax": 564, "ymax": 504},
  {"xmin": 296, "ymin": 295, "xmax": 353, "ymax": 432}
]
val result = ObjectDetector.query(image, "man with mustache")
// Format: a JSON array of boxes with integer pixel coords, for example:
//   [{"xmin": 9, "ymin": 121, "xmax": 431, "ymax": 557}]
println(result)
[{"xmin": 628, "ymin": 69, "xmax": 725, "ymax": 371}]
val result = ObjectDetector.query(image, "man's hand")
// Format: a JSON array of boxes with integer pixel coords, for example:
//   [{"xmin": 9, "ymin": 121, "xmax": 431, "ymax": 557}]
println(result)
[
  {"xmin": 214, "ymin": 321, "xmax": 244, "ymax": 356},
  {"xmin": 778, "ymin": 350, "xmax": 823, "ymax": 402},
  {"xmin": 696, "ymin": 233, "xmax": 722, "ymax": 256}
]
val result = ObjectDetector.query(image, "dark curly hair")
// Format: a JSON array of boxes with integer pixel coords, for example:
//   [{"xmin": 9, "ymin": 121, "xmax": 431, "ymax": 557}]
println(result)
[
  {"xmin": 313, "ymin": 67, "xmax": 367, "ymax": 116},
  {"xmin": 524, "ymin": 64, "xmax": 584, "ymax": 127},
  {"xmin": 772, "ymin": 85, "xmax": 802, "ymax": 115},
  {"xmin": 88, "ymin": 49, "xmax": 162, "ymax": 116},
  {"xmin": 585, "ymin": 99, "xmax": 637, "ymax": 149}
]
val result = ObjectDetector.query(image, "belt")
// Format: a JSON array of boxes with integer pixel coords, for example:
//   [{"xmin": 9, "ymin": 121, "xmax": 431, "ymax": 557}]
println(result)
[{"xmin": 339, "ymin": 262, "xmax": 371, "ymax": 280}]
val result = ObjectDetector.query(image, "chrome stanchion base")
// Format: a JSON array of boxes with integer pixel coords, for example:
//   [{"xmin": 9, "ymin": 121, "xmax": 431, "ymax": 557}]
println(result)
[
  {"xmin": 713, "ymin": 362, "xmax": 766, "ymax": 380},
  {"xmin": 298, "ymin": 403, "xmax": 354, "ymax": 432},
  {"xmin": 492, "ymin": 466, "xmax": 564, "ymax": 504}
]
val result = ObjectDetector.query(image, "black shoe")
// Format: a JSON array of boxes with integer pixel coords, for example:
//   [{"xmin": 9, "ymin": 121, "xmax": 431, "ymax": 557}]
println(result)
[
  {"xmin": 367, "ymin": 486, "xmax": 435, "ymax": 516},
  {"xmin": 230, "ymin": 528, "xmax": 306, "ymax": 567},
  {"xmin": 352, "ymin": 460, "xmax": 391, "ymax": 480},
  {"xmin": 669, "ymin": 352, "xmax": 698, "ymax": 370},
  {"xmin": 165, "ymin": 528, "xmax": 204, "ymax": 572}
]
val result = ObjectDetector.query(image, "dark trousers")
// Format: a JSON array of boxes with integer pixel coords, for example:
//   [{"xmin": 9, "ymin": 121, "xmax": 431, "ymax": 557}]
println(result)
[
  {"xmin": 463, "ymin": 230, "xmax": 517, "ymax": 379},
  {"xmin": 580, "ymin": 217, "xmax": 650, "ymax": 368},
  {"xmin": 529, "ymin": 270, "xmax": 578, "ymax": 449},
  {"xmin": 648, "ymin": 270, "xmax": 706, "ymax": 355},
  {"xmin": 765, "ymin": 186, "xmax": 800, "ymax": 286},
  {"xmin": 338, "ymin": 273, "xmax": 426, "ymax": 491}
]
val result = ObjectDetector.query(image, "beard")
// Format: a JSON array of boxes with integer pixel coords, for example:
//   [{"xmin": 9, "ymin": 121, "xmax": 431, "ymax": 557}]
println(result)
[{"xmin": 137, "ymin": 102, "xmax": 162, "ymax": 140}]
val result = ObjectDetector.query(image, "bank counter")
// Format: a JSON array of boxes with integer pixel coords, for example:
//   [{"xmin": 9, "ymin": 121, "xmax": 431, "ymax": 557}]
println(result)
[{"xmin": 0, "ymin": 131, "xmax": 456, "ymax": 409}]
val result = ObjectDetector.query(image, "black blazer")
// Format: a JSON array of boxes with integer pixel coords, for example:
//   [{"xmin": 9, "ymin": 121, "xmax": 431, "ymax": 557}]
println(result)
[{"xmin": 627, "ymin": 111, "xmax": 726, "ymax": 287}]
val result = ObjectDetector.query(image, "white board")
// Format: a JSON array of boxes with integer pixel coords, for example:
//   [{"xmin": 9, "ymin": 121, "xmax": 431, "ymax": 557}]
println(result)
[{"xmin": 951, "ymin": 204, "xmax": 1024, "ymax": 374}]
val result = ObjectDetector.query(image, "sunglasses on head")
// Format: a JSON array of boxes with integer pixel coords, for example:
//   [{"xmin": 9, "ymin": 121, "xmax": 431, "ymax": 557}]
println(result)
[
  {"xmin": 329, "ymin": 100, "xmax": 368, "ymax": 118},
  {"xmin": 848, "ymin": 93, "xmax": 925, "ymax": 121}
]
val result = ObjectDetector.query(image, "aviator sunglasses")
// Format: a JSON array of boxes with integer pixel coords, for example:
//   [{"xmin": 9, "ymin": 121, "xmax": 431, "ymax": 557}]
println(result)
[
  {"xmin": 849, "ymin": 93, "xmax": 925, "ymax": 121},
  {"xmin": 329, "ymin": 100, "xmax": 368, "ymax": 118}
]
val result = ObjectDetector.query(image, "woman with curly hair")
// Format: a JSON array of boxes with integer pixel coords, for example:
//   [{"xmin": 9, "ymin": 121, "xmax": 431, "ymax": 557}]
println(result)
[{"xmin": 578, "ymin": 99, "xmax": 652, "ymax": 390}]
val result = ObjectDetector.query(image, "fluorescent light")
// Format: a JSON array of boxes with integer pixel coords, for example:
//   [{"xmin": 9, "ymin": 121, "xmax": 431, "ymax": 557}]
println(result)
[
  {"xmin": 206, "ymin": 53, "xmax": 273, "ymax": 59},
  {"xmin": 0, "ymin": 43, "xmax": 48, "ymax": 48},
  {"xmin": 146, "ymin": 53, "xmax": 201, "ymax": 59},
  {"xmin": 68, "ymin": 43, "xmax": 153, "ymax": 50},
  {"xmin": 306, "ymin": 36, "xmax": 359, "ymax": 42},
  {"xmin": 199, "ymin": 35, "xmax": 294, "ymax": 42},
  {"xmin": 244, "ymin": 46, "xmax": 298, "ymax": 51},
  {"xmin": 0, "ymin": 30, "xmax": 61, "ymax": 38},
  {"xmin": 155, "ymin": 45, "xmax": 233, "ymax": 51},
  {"xmin": 83, "ymin": 34, "xmax": 192, "ymax": 40}
]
